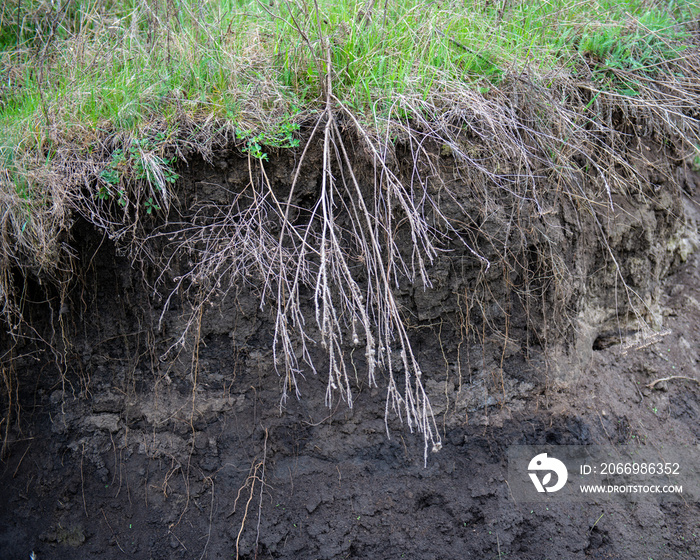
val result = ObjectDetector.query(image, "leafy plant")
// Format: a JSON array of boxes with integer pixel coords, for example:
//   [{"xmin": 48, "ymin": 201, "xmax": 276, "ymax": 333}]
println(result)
[
  {"xmin": 144, "ymin": 197, "xmax": 160, "ymax": 214},
  {"xmin": 237, "ymin": 131, "xmax": 269, "ymax": 161},
  {"xmin": 692, "ymin": 147, "xmax": 700, "ymax": 172},
  {"xmin": 98, "ymin": 148, "xmax": 127, "ymax": 200},
  {"xmin": 579, "ymin": 29, "xmax": 620, "ymax": 61},
  {"xmin": 236, "ymin": 122, "xmax": 300, "ymax": 161},
  {"xmin": 97, "ymin": 136, "xmax": 178, "ymax": 213}
]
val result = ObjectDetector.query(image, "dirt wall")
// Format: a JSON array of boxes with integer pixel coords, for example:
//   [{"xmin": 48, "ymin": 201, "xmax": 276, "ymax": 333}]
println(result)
[{"xmin": 1, "ymin": 136, "xmax": 699, "ymax": 559}]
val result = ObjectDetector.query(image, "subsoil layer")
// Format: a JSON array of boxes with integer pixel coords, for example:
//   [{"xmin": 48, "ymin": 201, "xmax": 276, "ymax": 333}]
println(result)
[{"xmin": 1, "ymin": 159, "xmax": 700, "ymax": 560}]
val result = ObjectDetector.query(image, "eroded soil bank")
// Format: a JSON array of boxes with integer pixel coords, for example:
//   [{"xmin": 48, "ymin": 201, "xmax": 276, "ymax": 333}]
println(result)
[{"xmin": 1, "ymin": 139, "xmax": 700, "ymax": 559}]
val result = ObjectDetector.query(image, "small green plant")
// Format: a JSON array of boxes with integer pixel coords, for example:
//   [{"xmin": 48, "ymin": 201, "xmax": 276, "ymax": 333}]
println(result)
[
  {"xmin": 237, "ymin": 131, "xmax": 269, "ymax": 160},
  {"xmin": 692, "ymin": 147, "xmax": 700, "ymax": 172},
  {"xmin": 117, "ymin": 190, "xmax": 127, "ymax": 208},
  {"xmin": 99, "ymin": 167, "xmax": 120, "ymax": 189},
  {"xmin": 97, "ymin": 135, "xmax": 178, "ymax": 214},
  {"xmin": 95, "ymin": 184, "xmax": 110, "ymax": 200},
  {"xmin": 236, "ymin": 123, "xmax": 301, "ymax": 161},
  {"xmin": 130, "ymin": 134, "xmax": 179, "ymax": 189},
  {"xmin": 144, "ymin": 197, "xmax": 160, "ymax": 214},
  {"xmin": 98, "ymin": 148, "xmax": 127, "ymax": 200},
  {"xmin": 579, "ymin": 28, "xmax": 620, "ymax": 61}
]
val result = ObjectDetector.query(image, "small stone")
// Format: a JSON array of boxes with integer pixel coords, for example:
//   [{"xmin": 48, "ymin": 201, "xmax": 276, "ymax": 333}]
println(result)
[
  {"xmin": 194, "ymin": 432, "xmax": 208, "ymax": 450},
  {"xmin": 84, "ymin": 414, "xmax": 120, "ymax": 433}
]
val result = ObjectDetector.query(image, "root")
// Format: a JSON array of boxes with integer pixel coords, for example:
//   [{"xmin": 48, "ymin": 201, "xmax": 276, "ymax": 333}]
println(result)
[
  {"xmin": 647, "ymin": 375, "xmax": 700, "ymax": 390},
  {"xmin": 230, "ymin": 428, "xmax": 269, "ymax": 560}
]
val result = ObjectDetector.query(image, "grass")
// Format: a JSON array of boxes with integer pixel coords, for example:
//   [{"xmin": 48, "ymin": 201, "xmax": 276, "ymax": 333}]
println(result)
[
  {"xmin": 1, "ymin": 0, "xmax": 700, "ymax": 460},
  {"xmin": 1, "ymin": 0, "xmax": 696, "ymax": 140}
]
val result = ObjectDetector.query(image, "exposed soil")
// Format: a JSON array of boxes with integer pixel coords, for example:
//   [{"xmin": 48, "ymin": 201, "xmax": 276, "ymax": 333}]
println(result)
[{"xmin": 1, "ymin": 143, "xmax": 700, "ymax": 560}]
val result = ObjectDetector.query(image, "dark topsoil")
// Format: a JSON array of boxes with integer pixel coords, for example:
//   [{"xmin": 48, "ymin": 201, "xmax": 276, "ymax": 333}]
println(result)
[{"xmin": 1, "ymin": 142, "xmax": 700, "ymax": 560}]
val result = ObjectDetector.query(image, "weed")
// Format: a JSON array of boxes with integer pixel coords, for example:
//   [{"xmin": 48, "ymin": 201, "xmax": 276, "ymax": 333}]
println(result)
[
  {"xmin": 97, "ymin": 135, "xmax": 178, "ymax": 213},
  {"xmin": 692, "ymin": 148, "xmax": 700, "ymax": 172},
  {"xmin": 98, "ymin": 149, "xmax": 126, "ymax": 200},
  {"xmin": 144, "ymin": 198, "xmax": 160, "ymax": 215},
  {"xmin": 236, "ymin": 132, "xmax": 269, "ymax": 161},
  {"xmin": 236, "ymin": 123, "xmax": 301, "ymax": 161}
]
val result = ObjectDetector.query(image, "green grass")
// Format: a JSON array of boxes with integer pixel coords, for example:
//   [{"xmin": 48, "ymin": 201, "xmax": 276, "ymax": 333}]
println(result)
[{"xmin": 1, "ymin": 0, "xmax": 696, "ymax": 149}]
